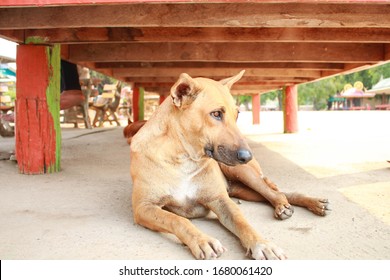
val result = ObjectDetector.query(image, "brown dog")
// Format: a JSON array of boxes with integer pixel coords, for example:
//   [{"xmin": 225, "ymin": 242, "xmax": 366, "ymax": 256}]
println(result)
[
  {"xmin": 129, "ymin": 71, "xmax": 330, "ymax": 260},
  {"xmin": 123, "ymin": 120, "xmax": 147, "ymax": 145}
]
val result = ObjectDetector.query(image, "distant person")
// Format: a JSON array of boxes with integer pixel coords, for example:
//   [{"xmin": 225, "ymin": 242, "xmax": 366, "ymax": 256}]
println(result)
[
  {"xmin": 60, "ymin": 60, "xmax": 85, "ymax": 110},
  {"xmin": 327, "ymin": 95, "xmax": 332, "ymax": 110}
]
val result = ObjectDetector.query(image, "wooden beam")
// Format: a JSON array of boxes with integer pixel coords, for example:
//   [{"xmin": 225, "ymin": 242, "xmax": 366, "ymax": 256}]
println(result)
[
  {"xmin": 232, "ymin": 89, "xmax": 279, "ymax": 95},
  {"xmin": 112, "ymin": 68, "xmax": 323, "ymax": 79},
  {"xmin": 124, "ymin": 76, "xmax": 311, "ymax": 84},
  {"xmin": 141, "ymin": 83, "xmax": 286, "ymax": 94},
  {"xmin": 2, "ymin": 27, "xmax": 390, "ymax": 44},
  {"xmin": 1, "ymin": 3, "xmax": 390, "ymax": 29},
  {"xmin": 386, "ymin": 45, "xmax": 390, "ymax": 60},
  {"xmin": 96, "ymin": 61, "xmax": 347, "ymax": 71},
  {"xmin": 69, "ymin": 42, "xmax": 387, "ymax": 63},
  {"xmin": 0, "ymin": 29, "xmax": 24, "ymax": 43},
  {"xmin": 2, "ymin": 0, "xmax": 390, "ymax": 7}
]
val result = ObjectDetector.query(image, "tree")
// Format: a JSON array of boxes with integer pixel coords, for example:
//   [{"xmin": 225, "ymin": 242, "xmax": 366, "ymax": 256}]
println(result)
[
  {"xmin": 298, "ymin": 76, "xmax": 345, "ymax": 110},
  {"xmin": 235, "ymin": 95, "xmax": 252, "ymax": 110},
  {"xmin": 297, "ymin": 61, "xmax": 390, "ymax": 110},
  {"xmin": 261, "ymin": 89, "xmax": 282, "ymax": 110},
  {"xmin": 89, "ymin": 69, "xmax": 118, "ymax": 94}
]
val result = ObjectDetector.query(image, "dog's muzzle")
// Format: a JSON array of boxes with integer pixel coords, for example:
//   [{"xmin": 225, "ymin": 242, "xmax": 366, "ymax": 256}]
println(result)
[{"xmin": 205, "ymin": 146, "xmax": 252, "ymax": 165}]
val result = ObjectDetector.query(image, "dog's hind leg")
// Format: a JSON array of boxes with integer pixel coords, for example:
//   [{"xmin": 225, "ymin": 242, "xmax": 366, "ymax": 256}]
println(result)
[
  {"xmin": 262, "ymin": 177, "xmax": 331, "ymax": 216},
  {"xmin": 228, "ymin": 181, "xmax": 267, "ymax": 202},
  {"xmin": 283, "ymin": 192, "xmax": 331, "ymax": 216},
  {"xmin": 221, "ymin": 161, "xmax": 294, "ymax": 220},
  {"xmin": 228, "ymin": 181, "xmax": 294, "ymax": 220}
]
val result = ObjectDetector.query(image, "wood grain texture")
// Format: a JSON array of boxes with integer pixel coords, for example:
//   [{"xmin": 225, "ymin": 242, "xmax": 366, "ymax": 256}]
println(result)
[{"xmin": 15, "ymin": 45, "xmax": 61, "ymax": 174}]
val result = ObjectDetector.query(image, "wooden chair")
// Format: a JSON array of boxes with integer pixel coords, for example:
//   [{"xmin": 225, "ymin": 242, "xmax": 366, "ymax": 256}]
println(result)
[
  {"xmin": 0, "ymin": 95, "xmax": 15, "ymax": 137},
  {"xmin": 90, "ymin": 82, "xmax": 121, "ymax": 127},
  {"xmin": 61, "ymin": 78, "xmax": 94, "ymax": 129}
]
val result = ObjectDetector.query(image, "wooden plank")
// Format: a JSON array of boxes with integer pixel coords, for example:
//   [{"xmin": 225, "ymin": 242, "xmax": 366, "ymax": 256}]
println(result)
[
  {"xmin": 128, "ymin": 77, "xmax": 311, "ymax": 84},
  {"xmin": 2, "ymin": 27, "xmax": 389, "ymax": 43},
  {"xmin": 1, "ymin": 3, "xmax": 390, "ymax": 29},
  {"xmin": 2, "ymin": 0, "xmax": 390, "ymax": 7},
  {"xmin": 95, "ymin": 61, "xmax": 347, "ymax": 71},
  {"xmin": 69, "ymin": 42, "xmax": 386, "ymax": 63},
  {"xmin": 15, "ymin": 44, "xmax": 61, "ymax": 174},
  {"xmin": 386, "ymin": 45, "xmax": 390, "ymax": 60},
  {"xmin": 141, "ymin": 84, "xmax": 286, "ymax": 95},
  {"xmin": 125, "ymin": 78, "xmax": 293, "ymax": 87},
  {"xmin": 3, "ymin": 0, "xmax": 389, "ymax": 7}
]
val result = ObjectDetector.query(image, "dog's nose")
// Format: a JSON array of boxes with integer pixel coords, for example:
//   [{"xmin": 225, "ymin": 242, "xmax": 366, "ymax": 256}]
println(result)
[{"xmin": 237, "ymin": 148, "xmax": 252, "ymax": 163}]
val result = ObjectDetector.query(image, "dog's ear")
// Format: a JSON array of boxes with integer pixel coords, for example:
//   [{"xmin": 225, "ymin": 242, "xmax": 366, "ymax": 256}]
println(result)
[
  {"xmin": 219, "ymin": 70, "xmax": 245, "ymax": 89},
  {"xmin": 171, "ymin": 73, "xmax": 202, "ymax": 108}
]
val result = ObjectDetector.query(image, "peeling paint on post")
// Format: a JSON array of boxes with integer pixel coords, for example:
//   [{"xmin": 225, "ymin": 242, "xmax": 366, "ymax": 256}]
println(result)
[
  {"xmin": 25, "ymin": 36, "xmax": 49, "ymax": 45},
  {"xmin": 46, "ymin": 44, "xmax": 61, "ymax": 172},
  {"xmin": 15, "ymin": 44, "xmax": 61, "ymax": 174}
]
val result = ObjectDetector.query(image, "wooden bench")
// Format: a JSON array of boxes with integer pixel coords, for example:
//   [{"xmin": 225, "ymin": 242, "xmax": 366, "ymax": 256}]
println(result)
[
  {"xmin": 0, "ymin": 95, "xmax": 15, "ymax": 137},
  {"xmin": 375, "ymin": 104, "xmax": 390, "ymax": 110}
]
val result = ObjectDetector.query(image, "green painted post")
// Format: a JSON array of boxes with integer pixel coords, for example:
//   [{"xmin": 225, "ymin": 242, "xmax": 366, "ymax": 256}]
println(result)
[
  {"xmin": 46, "ymin": 44, "xmax": 61, "ymax": 172},
  {"xmin": 139, "ymin": 87, "xmax": 145, "ymax": 121}
]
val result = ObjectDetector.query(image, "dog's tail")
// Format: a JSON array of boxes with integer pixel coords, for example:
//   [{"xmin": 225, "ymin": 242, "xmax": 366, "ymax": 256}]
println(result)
[
  {"xmin": 123, "ymin": 120, "xmax": 147, "ymax": 145},
  {"xmin": 123, "ymin": 119, "xmax": 132, "ymax": 138}
]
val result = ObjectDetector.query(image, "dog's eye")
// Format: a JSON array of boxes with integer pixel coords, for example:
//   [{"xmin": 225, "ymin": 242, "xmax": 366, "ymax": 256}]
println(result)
[{"xmin": 210, "ymin": 111, "xmax": 223, "ymax": 121}]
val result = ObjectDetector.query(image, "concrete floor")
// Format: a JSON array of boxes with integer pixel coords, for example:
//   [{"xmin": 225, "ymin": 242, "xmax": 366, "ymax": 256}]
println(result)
[{"xmin": 0, "ymin": 111, "xmax": 389, "ymax": 260}]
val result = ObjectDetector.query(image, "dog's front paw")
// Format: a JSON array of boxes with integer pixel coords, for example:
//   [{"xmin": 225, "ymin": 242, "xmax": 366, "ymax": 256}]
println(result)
[
  {"xmin": 309, "ymin": 198, "xmax": 331, "ymax": 216},
  {"xmin": 250, "ymin": 242, "xmax": 287, "ymax": 260},
  {"xmin": 189, "ymin": 235, "xmax": 227, "ymax": 260},
  {"xmin": 274, "ymin": 204, "xmax": 294, "ymax": 220}
]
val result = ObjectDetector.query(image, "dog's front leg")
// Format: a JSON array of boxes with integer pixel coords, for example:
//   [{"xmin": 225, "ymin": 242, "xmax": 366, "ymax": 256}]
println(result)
[
  {"xmin": 221, "ymin": 162, "xmax": 293, "ymax": 220},
  {"xmin": 206, "ymin": 195, "xmax": 287, "ymax": 260},
  {"xmin": 133, "ymin": 203, "xmax": 226, "ymax": 259}
]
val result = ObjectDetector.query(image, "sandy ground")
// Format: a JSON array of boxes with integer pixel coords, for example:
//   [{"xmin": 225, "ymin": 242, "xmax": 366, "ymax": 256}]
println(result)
[{"xmin": 0, "ymin": 110, "xmax": 389, "ymax": 260}]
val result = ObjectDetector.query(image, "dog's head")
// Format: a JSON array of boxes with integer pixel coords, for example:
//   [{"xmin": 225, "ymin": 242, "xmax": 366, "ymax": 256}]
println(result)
[{"xmin": 170, "ymin": 70, "xmax": 252, "ymax": 166}]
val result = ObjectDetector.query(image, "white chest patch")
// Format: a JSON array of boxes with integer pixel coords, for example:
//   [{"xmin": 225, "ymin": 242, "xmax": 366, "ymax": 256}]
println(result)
[
  {"xmin": 169, "ymin": 155, "xmax": 211, "ymax": 205},
  {"xmin": 170, "ymin": 178, "xmax": 199, "ymax": 205}
]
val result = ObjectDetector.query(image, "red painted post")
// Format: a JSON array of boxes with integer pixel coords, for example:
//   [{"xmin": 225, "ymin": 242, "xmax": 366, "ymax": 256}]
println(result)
[
  {"xmin": 15, "ymin": 44, "xmax": 61, "ymax": 174},
  {"xmin": 283, "ymin": 85, "xmax": 298, "ymax": 133},
  {"xmin": 159, "ymin": 94, "xmax": 166, "ymax": 104},
  {"xmin": 252, "ymin": 94, "xmax": 260, "ymax": 125},
  {"xmin": 132, "ymin": 87, "xmax": 139, "ymax": 122}
]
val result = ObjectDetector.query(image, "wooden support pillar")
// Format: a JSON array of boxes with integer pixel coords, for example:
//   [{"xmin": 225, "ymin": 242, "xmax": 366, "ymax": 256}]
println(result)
[
  {"xmin": 15, "ymin": 44, "xmax": 61, "ymax": 174},
  {"xmin": 132, "ymin": 87, "xmax": 139, "ymax": 122},
  {"xmin": 252, "ymin": 93, "xmax": 260, "ymax": 125},
  {"xmin": 132, "ymin": 86, "xmax": 145, "ymax": 122},
  {"xmin": 159, "ymin": 94, "xmax": 167, "ymax": 105},
  {"xmin": 283, "ymin": 85, "xmax": 298, "ymax": 133}
]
